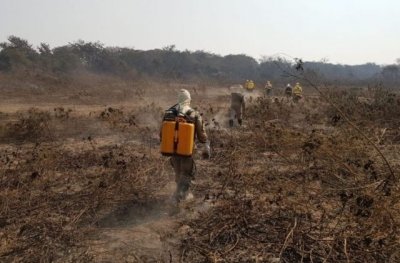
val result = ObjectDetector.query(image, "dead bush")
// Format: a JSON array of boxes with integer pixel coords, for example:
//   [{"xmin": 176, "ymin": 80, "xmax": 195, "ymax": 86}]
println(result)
[
  {"xmin": 4, "ymin": 108, "xmax": 53, "ymax": 143},
  {"xmin": 53, "ymin": 107, "xmax": 72, "ymax": 119},
  {"xmin": 0, "ymin": 140, "xmax": 169, "ymax": 262},
  {"xmin": 179, "ymin": 90, "xmax": 400, "ymax": 262},
  {"xmin": 325, "ymin": 87, "xmax": 400, "ymax": 127}
]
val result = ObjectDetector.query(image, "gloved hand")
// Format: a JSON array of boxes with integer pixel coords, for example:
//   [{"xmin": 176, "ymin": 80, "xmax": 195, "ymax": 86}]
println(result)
[{"xmin": 202, "ymin": 141, "xmax": 211, "ymax": 159}]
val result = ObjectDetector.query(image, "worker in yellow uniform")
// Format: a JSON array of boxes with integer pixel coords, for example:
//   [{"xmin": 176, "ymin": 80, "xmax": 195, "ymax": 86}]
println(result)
[
  {"xmin": 292, "ymin": 82, "xmax": 303, "ymax": 103},
  {"xmin": 247, "ymin": 80, "xmax": 255, "ymax": 91}
]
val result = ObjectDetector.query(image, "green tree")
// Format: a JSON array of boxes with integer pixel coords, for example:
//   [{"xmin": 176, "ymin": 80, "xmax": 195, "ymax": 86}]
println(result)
[{"xmin": 0, "ymin": 36, "xmax": 38, "ymax": 71}]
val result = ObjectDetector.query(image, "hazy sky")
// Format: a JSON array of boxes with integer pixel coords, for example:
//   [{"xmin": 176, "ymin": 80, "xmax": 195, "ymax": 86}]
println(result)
[{"xmin": 1, "ymin": 0, "xmax": 399, "ymax": 65}]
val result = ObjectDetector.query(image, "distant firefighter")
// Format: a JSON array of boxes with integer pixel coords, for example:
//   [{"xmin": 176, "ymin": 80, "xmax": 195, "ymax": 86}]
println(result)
[
  {"xmin": 246, "ymin": 80, "xmax": 255, "ymax": 91},
  {"xmin": 285, "ymin": 83, "xmax": 292, "ymax": 99},
  {"xmin": 229, "ymin": 86, "xmax": 246, "ymax": 127},
  {"xmin": 293, "ymin": 82, "xmax": 303, "ymax": 102},
  {"xmin": 264, "ymin": 80, "xmax": 273, "ymax": 96}
]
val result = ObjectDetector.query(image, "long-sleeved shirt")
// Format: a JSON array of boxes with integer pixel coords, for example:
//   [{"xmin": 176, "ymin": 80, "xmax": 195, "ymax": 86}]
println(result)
[
  {"xmin": 185, "ymin": 108, "xmax": 208, "ymax": 143},
  {"xmin": 293, "ymin": 85, "xmax": 302, "ymax": 95}
]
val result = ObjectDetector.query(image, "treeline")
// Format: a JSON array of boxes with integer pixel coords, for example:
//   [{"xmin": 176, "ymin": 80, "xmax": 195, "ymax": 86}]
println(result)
[{"xmin": 0, "ymin": 36, "xmax": 399, "ymax": 85}]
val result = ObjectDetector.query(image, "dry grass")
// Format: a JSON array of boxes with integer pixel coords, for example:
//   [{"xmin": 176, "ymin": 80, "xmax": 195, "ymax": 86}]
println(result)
[
  {"xmin": 0, "ymin": 99, "xmax": 169, "ymax": 262},
  {"xmin": 0, "ymin": 76, "xmax": 399, "ymax": 262},
  {"xmin": 179, "ymin": 91, "xmax": 400, "ymax": 263}
]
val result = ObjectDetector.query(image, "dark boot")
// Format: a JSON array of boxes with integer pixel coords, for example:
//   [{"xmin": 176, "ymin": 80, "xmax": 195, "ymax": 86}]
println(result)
[
  {"xmin": 238, "ymin": 119, "xmax": 243, "ymax": 126},
  {"xmin": 229, "ymin": 119, "xmax": 234, "ymax": 127},
  {"xmin": 175, "ymin": 180, "xmax": 191, "ymax": 203},
  {"xmin": 174, "ymin": 186, "xmax": 184, "ymax": 203}
]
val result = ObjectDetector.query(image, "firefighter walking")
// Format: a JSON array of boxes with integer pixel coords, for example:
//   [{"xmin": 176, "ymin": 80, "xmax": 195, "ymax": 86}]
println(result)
[
  {"xmin": 160, "ymin": 89, "xmax": 210, "ymax": 203},
  {"xmin": 285, "ymin": 83, "xmax": 292, "ymax": 100},
  {"xmin": 229, "ymin": 87, "xmax": 246, "ymax": 127},
  {"xmin": 264, "ymin": 81, "xmax": 273, "ymax": 96},
  {"xmin": 293, "ymin": 82, "xmax": 303, "ymax": 103}
]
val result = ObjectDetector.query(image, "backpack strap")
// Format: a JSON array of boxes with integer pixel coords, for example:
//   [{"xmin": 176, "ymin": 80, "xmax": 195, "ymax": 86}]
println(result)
[
  {"xmin": 186, "ymin": 109, "xmax": 194, "ymax": 116},
  {"xmin": 183, "ymin": 109, "xmax": 195, "ymax": 123},
  {"xmin": 163, "ymin": 104, "xmax": 179, "ymax": 121},
  {"xmin": 163, "ymin": 104, "xmax": 195, "ymax": 122}
]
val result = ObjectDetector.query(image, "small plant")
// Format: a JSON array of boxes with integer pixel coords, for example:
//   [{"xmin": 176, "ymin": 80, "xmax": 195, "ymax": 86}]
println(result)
[{"xmin": 53, "ymin": 107, "xmax": 72, "ymax": 119}]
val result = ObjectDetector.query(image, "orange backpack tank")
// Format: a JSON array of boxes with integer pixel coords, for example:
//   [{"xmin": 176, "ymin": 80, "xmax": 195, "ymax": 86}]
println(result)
[{"xmin": 160, "ymin": 105, "xmax": 195, "ymax": 157}]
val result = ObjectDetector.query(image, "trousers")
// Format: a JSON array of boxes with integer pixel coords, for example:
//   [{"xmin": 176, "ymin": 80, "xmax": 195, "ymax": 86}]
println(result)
[{"xmin": 170, "ymin": 156, "xmax": 196, "ymax": 201}]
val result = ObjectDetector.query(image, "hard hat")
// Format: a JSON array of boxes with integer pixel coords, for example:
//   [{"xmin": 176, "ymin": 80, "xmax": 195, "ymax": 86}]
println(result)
[
  {"xmin": 287, "ymin": 83, "xmax": 291, "ymax": 87},
  {"xmin": 296, "ymin": 82, "xmax": 300, "ymax": 85}
]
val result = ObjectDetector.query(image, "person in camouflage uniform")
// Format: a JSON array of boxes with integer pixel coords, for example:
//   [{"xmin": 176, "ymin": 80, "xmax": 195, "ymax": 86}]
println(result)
[
  {"xmin": 229, "ymin": 88, "xmax": 246, "ymax": 127},
  {"xmin": 162, "ymin": 89, "xmax": 210, "ymax": 202}
]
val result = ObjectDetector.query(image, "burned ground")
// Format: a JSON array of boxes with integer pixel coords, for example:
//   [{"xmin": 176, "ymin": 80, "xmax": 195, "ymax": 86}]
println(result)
[{"xmin": 0, "ymin": 74, "xmax": 400, "ymax": 262}]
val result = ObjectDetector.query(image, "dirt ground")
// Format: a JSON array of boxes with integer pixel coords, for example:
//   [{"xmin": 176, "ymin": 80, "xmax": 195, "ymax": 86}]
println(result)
[
  {"xmin": 1, "ymin": 74, "xmax": 400, "ymax": 262},
  {"xmin": 0, "ymin": 77, "xmax": 249, "ymax": 262}
]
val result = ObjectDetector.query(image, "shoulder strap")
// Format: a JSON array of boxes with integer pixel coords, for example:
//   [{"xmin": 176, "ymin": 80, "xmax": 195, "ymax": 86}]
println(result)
[
  {"xmin": 163, "ymin": 104, "xmax": 179, "ymax": 120},
  {"xmin": 182, "ymin": 108, "xmax": 195, "ymax": 123},
  {"xmin": 186, "ymin": 109, "xmax": 194, "ymax": 116}
]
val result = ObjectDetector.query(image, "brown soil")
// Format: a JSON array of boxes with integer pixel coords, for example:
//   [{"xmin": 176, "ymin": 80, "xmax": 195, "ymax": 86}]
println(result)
[{"xmin": 1, "ymin": 75, "xmax": 400, "ymax": 262}]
